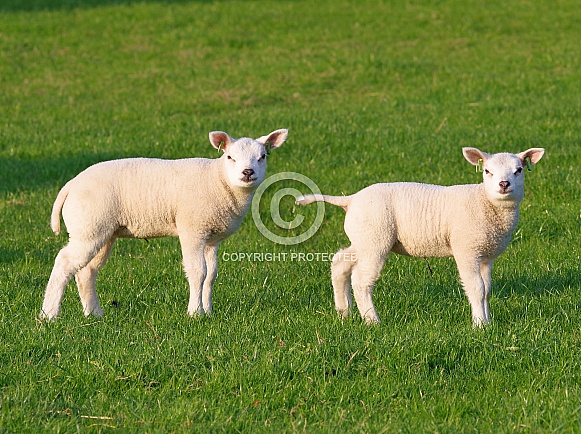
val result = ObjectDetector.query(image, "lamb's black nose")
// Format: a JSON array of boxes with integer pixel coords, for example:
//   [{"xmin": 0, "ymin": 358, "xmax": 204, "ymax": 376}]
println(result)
[
  {"xmin": 242, "ymin": 169, "xmax": 254, "ymax": 177},
  {"xmin": 499, "ymin": 181, "xmax": 510, "ymax": 190}
]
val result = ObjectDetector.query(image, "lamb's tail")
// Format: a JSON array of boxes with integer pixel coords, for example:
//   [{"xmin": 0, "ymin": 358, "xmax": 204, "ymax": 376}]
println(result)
[
  {"xmin": 50, "ymin": 182, "xmax": 71, "ymax": 235},
  {"xmin": 295, "ymin": 194, "xmax": 352, "ymax": 211}
]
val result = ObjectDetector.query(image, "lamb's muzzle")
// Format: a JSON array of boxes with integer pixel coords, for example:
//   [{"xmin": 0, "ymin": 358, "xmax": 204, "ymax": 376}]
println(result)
[
  {"xmin": 499, "ymin": 180, "xmax": 510, "ymax": 193},
  {"xmin": 297, "ymin": 146, "xmax": 545, "ymax": 327},
  {"xmin": 41, "ymin": 128, "xmax": 288, "ymax": 320}
]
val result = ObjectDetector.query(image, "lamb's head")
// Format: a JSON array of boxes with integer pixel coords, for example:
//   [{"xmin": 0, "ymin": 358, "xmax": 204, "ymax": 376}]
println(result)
[
  {"xmin": 463, "ymin": 147, "xmax": 545, "ymax": 205},
  {"xmin": 209, "ymin": 129, "xmax": 288, "ymax": 189}
]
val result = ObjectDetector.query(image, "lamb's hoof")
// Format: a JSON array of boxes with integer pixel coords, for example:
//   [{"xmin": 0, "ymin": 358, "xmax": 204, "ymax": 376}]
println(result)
[
  {"xmin": 364, "ymin": 317, "xmax": 381, "ymax": 326},
  {"xmin": 472, "ymin": 318, "xmax": 491, "ymax": 329},
  {"xmin": 84, "ymin": 306, "xmax": 104, "ymax": 317},
  {"xmin": 39, "ymin": 305, "xmax": 61, "ymax": 321},
  {"xmin": 38, "ymin": 311, "xmax": 57, "ymax": 322},
  {"xmin": 187, "ymin": 308, "xmax": 205, "ymax": 318},
  {"xmin": 361, "ymin": 309, "xmax": 380, "ymax": 325}
]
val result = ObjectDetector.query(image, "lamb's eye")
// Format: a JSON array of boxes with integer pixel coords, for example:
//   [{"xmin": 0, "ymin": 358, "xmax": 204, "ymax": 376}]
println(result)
[
  {"xmin": 515, "ymin": 167, "xmax": 523, "ymax": 174},
  {"xmin": 259, "ymin": 154, "xmax": 266, "ymax": 161},
  {"xmin": 484, "ymin": 169, "xmax": 491, "ymax": 175},
  {"xmin": 227, "ymin": 155, "xmax": 235, "ymax": 161}
]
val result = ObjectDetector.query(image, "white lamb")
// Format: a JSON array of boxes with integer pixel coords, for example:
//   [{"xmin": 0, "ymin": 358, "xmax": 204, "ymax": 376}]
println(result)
[
  {"xmin": 41, "ymin": 129, "xmax": 288, "ymax": 320},
  {"xmin": 297, "ymin": 147, "xmax": 545, "ymax": 326}
]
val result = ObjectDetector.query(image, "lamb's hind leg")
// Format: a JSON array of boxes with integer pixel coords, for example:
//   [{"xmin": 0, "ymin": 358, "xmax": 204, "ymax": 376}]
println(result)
[
  {"xmin": 75, "ymin": 237, "xmax": 116, "ymax": 317},
  {"xmin": 331, "ymin": 247, "xmax": 357, "ymax": 318},
  {"xmin": 41, "ymin": 237, "xmax": 110, "ymax": 320},
  {"xmin": 350, "ymin": 251, "xmax": 387, "ymax": 324}
]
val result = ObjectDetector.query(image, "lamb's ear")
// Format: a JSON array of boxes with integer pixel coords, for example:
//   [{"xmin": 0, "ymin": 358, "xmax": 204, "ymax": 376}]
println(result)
[
  {"xmin": 256, "ymin": 129, "xmax": 288, "ymax": 150},
  {"xmin": 517, "ymin": 148, "xmax": 545, "ymax": 166},
  {"xmin": 209, "ymin": 131, "xmax": 235, "ymax": 152},
  {"xmin": 462, "ymin": 147, "xmax": 489, "ymax": 166}
]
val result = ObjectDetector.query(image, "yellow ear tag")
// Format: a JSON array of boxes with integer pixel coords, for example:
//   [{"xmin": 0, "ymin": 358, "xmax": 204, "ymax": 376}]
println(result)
[
  {"xmin": 218, "ymin": 141, "xmax": 224, "ymax": 153},
  {"xmin": 265, "ymin": 141, "xmax": 271, "ymax": 155},
  {"xmin": 476, "ymin": 158, "xmax": 483, "ymax": 173},
  {"xmin": 525, "ymin": 156, "xmax": 533, "ymax": 171}
]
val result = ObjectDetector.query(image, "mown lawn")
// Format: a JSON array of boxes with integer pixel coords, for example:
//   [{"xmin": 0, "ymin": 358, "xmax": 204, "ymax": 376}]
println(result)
[{"xmin": 1, "ymin": 0, "xmax": 580, "ymax": 432}]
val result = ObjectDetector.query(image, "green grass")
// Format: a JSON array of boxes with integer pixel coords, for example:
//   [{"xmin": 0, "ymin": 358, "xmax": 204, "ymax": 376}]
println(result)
[{"xmin": 1, "ymin": 0, "xmax": 580, "ymax": 431}]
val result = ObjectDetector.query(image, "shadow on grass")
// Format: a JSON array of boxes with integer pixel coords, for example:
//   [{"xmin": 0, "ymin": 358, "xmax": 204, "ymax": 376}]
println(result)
[
  {"xmin": 0, "ymin": 248, "xmax": 26, "ymax": 264},
  {"xmin": 387, "ymin": 256, "xmax": 576, "ymax": 302},
  {"xmin": 0, "ymin": 0, "xmax": 214, "ymax": 13},
  {"xmin": 0, "ymin": 152, "xmax": 121, "ymax": 196},
  {"xmin": 494, "ymin": 268, "xmax": 577, "ymax": 299}
]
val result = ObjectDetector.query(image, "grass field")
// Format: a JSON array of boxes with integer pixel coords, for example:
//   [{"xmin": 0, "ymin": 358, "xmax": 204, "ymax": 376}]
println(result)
[{"xmin": 1, "ymin": 0, "xmax": 580, "ymax": 431}]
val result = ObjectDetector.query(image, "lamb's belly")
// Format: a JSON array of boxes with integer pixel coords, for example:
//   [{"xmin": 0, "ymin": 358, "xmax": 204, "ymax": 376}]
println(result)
[
  {"xmin": 392, "ymin": 239, "xmax": 452, "ymax": 258},
  {"xmin": 115, "ymin": 222, "xmax": 178, "ymax": 239}
]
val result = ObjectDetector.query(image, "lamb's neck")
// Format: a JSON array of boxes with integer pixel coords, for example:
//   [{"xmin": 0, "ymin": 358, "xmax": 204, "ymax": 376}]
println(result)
[
  {"xmin": 216, "ymin": 172, "xmax": 255, "ymax": 216},
  {"xmin": 478, "ymin": 186, "xmax": 521, "ymax": 234}
]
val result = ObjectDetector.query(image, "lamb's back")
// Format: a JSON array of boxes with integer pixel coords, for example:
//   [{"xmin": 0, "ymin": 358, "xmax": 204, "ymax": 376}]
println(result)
[
  {"xmin": 346, "ymin": 183, "xmax": 484, "ymax": 258},
  {"xmin": 61, "ymin": 158, "xmax": 229, "ymax": 239}
]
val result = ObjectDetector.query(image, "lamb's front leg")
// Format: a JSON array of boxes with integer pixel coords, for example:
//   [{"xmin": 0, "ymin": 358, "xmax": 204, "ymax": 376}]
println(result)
[
  {"xmin": 202, "ymin": 243, "xmax": 219, "ymax": 314},
  {"xmin": 179, "ymin": 234, "xmax": 207, "ymax": 316},
  {"xmin": 480, "ymin": 259, "xmax": 494, "ymax": 323},
  {"xmin": 456, "ymin": 256, "xmax": 488, "ymax": 327}
]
